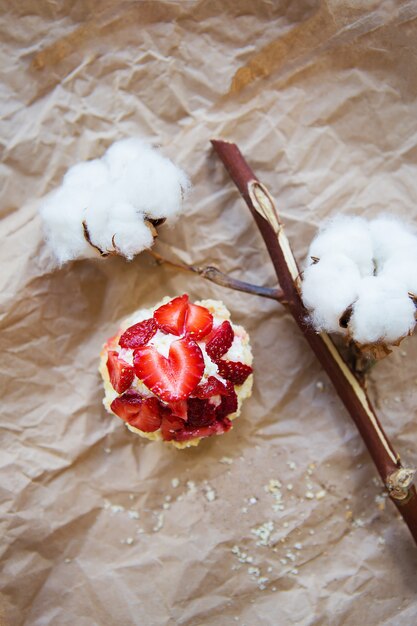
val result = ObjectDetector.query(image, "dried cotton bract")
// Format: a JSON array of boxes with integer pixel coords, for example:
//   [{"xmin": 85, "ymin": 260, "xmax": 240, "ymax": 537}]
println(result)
[
  {"xmin": 39, "ymin": 138, "xmax": 190, "ymax": 265},
  {"xmin": 302, "ymin": 216, "xmax": 417, "ymax": 347}
]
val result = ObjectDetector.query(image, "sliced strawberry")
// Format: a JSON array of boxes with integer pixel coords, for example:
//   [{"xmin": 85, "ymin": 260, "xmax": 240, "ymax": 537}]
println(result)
[
  {"xmin": 110, "ymin": 390, "xmax": 162, "ymax": 432},
  {"xmin": 192, "ymin": 376, "xmax": 233, "ymax": 399},
  {"xmin": 154, "ymin": 295, "xmax": 188, "ymax": 335},
  {"xmin": 169, "ymin": 400, "xmax": 188, "ymax": 420},
  {"xmin": 107, "ymin": 350, "xmax": 135, "ymax": 394},
  {"xmin": 133, "ymin": 337, "xmax": 204, "ymax": 402},
  {"xmin": 119, "ymin": 318, "xmax": 157, "ymax": 349},
  {"xmin": 184, "ymin": 302, "xmax": 213, "ymax": 339},
  {"xmin": 205, "ymin": 321, "xmax": 234, "ymax": 361},
  {"xmin": 186, "ymin": 398, "xmax": 217, "ymax": 428},
  {"xmin": 160, "ymin": 413, "xmax": 185, "ymax": 441},
  {"xmin": 173, "ymin": 417, "xmax": 232, "ymax": 442},
  {"xmin": 216, "ymin": 389, "xmax": 238, "ymax": 419},
  {"xmin": 217, "ymin": 360, "xmax": 253, "ymax": 385}
]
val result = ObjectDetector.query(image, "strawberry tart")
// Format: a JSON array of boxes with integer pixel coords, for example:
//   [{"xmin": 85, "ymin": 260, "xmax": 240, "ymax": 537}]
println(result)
[{"xmin": 99, "ymin": 296, "xmax": 253, "ymax": 448}]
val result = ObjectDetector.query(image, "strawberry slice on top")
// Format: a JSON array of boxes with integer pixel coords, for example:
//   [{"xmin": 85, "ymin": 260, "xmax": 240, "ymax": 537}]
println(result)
[
  {"xmin": 107, "ymin": 350, "xmax": 135, "ymax": 394},
  {"xmin": 217, "ymin": 360, "xmax": 253, "ymax": 385},
  {"xmin": 111, "ymin": 390, "xmax": 162, "ymax": 432},
  {"xmin": 153, "ymin": 295, "xmax": 213, "ymax": 339},
  {"xmin": 184, "ymin": 302, "xmax": 213, "ymax": 339},
  {"xmin": 154, "ymin": 294, "xmax": 189, "ymax": 335},
  {"xmin": 119, "ymin": 318, "xmax": 157, "ymax": 349},
  {"xmin": 205, "ymin": 320, "xmax": 234, "ymax": 361},
  {"xmin": 133, "ymin": 336, "xmax": 204, "ymax": 402}
]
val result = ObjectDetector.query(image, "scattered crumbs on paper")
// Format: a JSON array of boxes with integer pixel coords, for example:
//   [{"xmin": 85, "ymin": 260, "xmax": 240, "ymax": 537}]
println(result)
[
  {"xmin": 248, "ymin": 496, "xmax": 258, "ymax": 505},
  {"xmin": 345, "ymin": 510, "xmax": 353, "ymax": 522},
  {"xmin": 287, "ymin": 461, "xmax": 297, "ymax": 470},
  {"xmin": 231, "ymin": 545, "xmax": 253, "ymax": 564},
  {"xmin": 171, "ymin": 477, "xmax": 180, "ymax": 488},
  {"xmin": 400, "ymin": 350, "xmax": 407, "ymax": 357},
  {"xmin": 127, "ymin": 510, "xmax": 140, "ymax": 520},
  {"xmin": 283, "ymin": 521, "xmax": 289, "ymax": 528},
  {"xmin": 305, "ymin": 491, "xmax": 314, "ymax": 500},
  {"xmin": 153, "ymin": 512, "xmax": 164, "ymax": 532},
  {"xmin": 378, "ymin": 536, "xmax": 386, "ymax": 545},
  {"xmin": 375, "ymin": 494, "xmax": 387, "ymax": 511},
  {"xmin": 64, "ymin": 558, "xmax": 71, "ymax": 564},
  {"xmin": 136, "ymin": 528, "xmax": 145, "ymax": 534},
  {"xmin": 120, "ymin": 537, "xmax": 134, "ymax": 545},
  {"xmin": 258, "ymin": 576, "xmax": 269, "ymax": 590},
  {"xmin": 128, "ymin": 493, "xmax": 134, "ymax": 501},
  {"xmin": 165, "ymin": 495, "xmax": 172, "ymax": 502},
  {"xmin": 103, "ymin": 447, "xmax": 112, "ymax": 454},
  {"xmin": 290, "ymin": 568, "xmax": 299, "ymax": 575},
  {"xmin": 286, "ymin": 484, "xmax": 293, "ymax": 491},
  {"xmin": 285, "ymin": 551, "xmax": 296, "ymax": 562},
  {"xmin": 316, "ymin": 490, "xmax": 326, "ymax": 500},
  {"xmin": 294, "ymin": 543, "xmax": 302, "ymax": 551},
  {"xmin": 309, "ymin": 529, "xmax": 315, "ymax": 535},
  {"xmin": 220, "ymin": 456, "xmax": 233, "ymax": 465},
  {"xmin": 372, "ymin": 477, "xmax": 380, "ymax": 487},
  {"xmin": 280, "ymin": 558, "xmax": 287, "ymax": 565},
  {"xmin": 251, "ymin": 521, "xmax": 274, "ymax": 547},
  {"xmin": 353, "ymin": 517, "xmax": 365, "ymax": 528},
  {"xmin": 103, "ymin": 501, "xmax": 125, "ymax": 514},
  {"xmin": 162, "ymin": 502, "xmax": 171, "ymax": 510},
  {"xmin": 186, "ymin": 480, "xmax": 197, "ymax": 494},
  {"xmin": 265, "ymin": 479, "xmax": 284, "ymax": 512},
  {"xmin": 272, "ymin": 586, "xmax": 277, "ymax": 592},
  {"xmin": 241, "ymin": 507, "xmax": 248, "ymax": 514},
  {"xmin": 248, "ymin": 566, "xmax": 260, "ymax": 578},
  {"xmin": 316, "ymin": 381, "xmax": 324, "ymax": 391},
  {"xmin": 267, "ymin": 566, "xmax": 273, "ymax": 573},
  {"xmin": 204, "ymin": 485, "xmax": 217, "ymax": 502}
]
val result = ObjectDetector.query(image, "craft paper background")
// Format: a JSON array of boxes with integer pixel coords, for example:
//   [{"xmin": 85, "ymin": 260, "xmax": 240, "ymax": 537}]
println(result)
[{"xmin": 1, "ymin": 1, "xmax": 417, "ymax": 624}]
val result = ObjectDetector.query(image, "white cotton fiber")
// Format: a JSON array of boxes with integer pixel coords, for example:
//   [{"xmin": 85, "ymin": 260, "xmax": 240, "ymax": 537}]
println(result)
[
  {"xmin": 369, "ymin": 216, "xmax": 417, "ymax": 271},
  {"xmin": 39, "ymin": 138, "xmax": 190, "ymax": 265},
  {"xmin": 302, "ymin": 255, "xmax": 361, "ymax": 333},
  {"xmin": 308, "ymin": 216, "xmax": 374, "ymax": 277},
  {"xmin": 302, "ymin": 215, "xmax": 417, "ymax": 345},
  {"xmin": 349, "ymin": 277, "xmax": 415, "ymax": 345}
]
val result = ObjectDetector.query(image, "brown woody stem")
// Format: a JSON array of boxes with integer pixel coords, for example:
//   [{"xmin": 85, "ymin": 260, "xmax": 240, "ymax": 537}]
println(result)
[
  {"xmin": 148, "ymin": 249, "xmax": 284, "ymax": 302},
  {"xmin": 211, "ymin": 138, "xmax": 417, "ymax": 546}
]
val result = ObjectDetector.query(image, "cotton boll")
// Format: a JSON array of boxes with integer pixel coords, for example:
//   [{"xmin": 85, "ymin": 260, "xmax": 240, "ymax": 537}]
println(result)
[
  {"xmin": 39, "ymin": 187, "xmax": 95, "ymax": 264},
  {"xmin": 380, "ymin": 251, "xmax": 417, "ymax": 296},
  {"xmin": 350, "ymin": 276, "xmax": 416, "ymax": 344},
  {"xmin": 302, "ymin": 254, "xmax": 362, "ymax": 333},
  {"xmin": 110, "ymin": 216, "xmax": 154, "ymax": 260},
  {"xmin": 84, "ymin": 198, "xmax": 153, "ymax": 258},
  {"xmin": 104, "ymin": 138, "xmax": 153, "ymax": 180},
  {"xmin": 120, "ymin": 151, "xmax": 190, "ymax": 220},
  {"xmin": 308, "ymin": 216, "xmax": 374, "ymax": 277},
  {"xmin": 369, "ymin": 216, "xmax": 417, "ymax": 271},
  {"xmin": 63, "ymin": 159, "xmax": 109, "ymax": 191}
]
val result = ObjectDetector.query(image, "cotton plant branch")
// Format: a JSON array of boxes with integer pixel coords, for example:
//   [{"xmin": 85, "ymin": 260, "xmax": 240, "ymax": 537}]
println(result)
[
  {"xmin": 147, "ymin": 249, "xmax": 285, "ymax": 302},
  {"xmin": 211, "ymin": 138, "xmax": 417, "ymax": 546}
]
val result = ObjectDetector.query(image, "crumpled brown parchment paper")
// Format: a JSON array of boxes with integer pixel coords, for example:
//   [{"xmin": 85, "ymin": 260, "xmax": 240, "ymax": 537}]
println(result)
[{"xmin": 1, "ymin": 1, "xmax": 417, "ymax": 624}]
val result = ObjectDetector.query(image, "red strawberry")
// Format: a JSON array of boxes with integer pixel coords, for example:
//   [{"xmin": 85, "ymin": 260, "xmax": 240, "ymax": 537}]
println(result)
[
  {"xmin": 184, "ymin": 302, "xmax": 213, "ymax": 339},
  {"xmin": 107, "ymin": 350, "xmax": 135, "ymax": 394},
  {"xmin": 169, "ymin": 400, "xmax": 188, "ymax": 420},
  {"xmin": 133, "ymin": 337, "xmax": 204, "ymax": 402},
  {"xmin": 110, "ymin": 391, "xmax": 162, "ymax": 432},
  {"xmin": 173, "ymin": 417, "xmax": 232, "ymax": 442},
  {"xmin": 119, "ymin": 318, "xmax": 157, "ymax": 349},
  {"xmin": 186, "ymin": 398, "xmax": 217, "ymax": 428},
  {"xmin": 192, "ymin": 376, "xmax": 233, "ymax": 399},
  {"xmin": 154, "ymin": 295, "xmax": 188, "ymax": 335},
  {"xmin": 216, "ymin": 390, "xmax": 238, "ymax": 419},
  {"xmin": 160, "ymin": 413, "xmax": 185, "ymax": 441},
  {"xmin": 205, "ymin": 321, "xmax": 234, "ymax": 361},
  {"xmin": 217, "ymin": 360, "xmax": 253, "ymax": 385}
]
